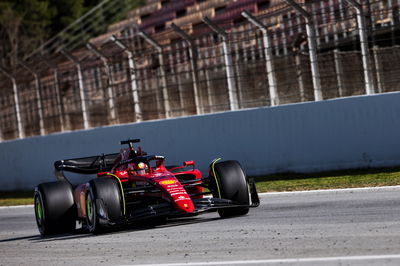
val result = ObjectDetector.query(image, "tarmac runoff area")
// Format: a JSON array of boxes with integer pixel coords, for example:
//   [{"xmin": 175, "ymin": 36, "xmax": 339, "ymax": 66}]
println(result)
[{"xmin": 1, "ymin": 186, "xmax": 400, "ymax": 266}]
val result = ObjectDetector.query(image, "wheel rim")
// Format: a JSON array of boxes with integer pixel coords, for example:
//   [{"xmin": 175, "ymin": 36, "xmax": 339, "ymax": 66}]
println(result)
[
  {"xmin": 87, "ymin": 195, "xmax": 94, "ymax": 224},
  {"xmin": 36, "ymin": 201, "xmax": 42, "ymax": 222},
  {"xmin": 34, "ymin": 193, "xmax": 45, "ymax": 234}
]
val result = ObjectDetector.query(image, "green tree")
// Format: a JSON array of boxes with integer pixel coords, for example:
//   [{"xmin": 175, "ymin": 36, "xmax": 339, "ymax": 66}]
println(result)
[
  {"xmin": 0, "ymin": 0, "xmax": 145, "ymax": 70},
  {"xmin": 0, "ymin": 3, "xmax": 22, "ymax": 69},
  {"xmin": 0, "ymin": 0, "xmax": 55, "ymax": 70},
  {"xmin": 49, "ymin": 0, "xmax": 85, "ymax": 33},
  {"xmin": 17, "ymin": 0, "xmax": 56, "ymax": 54}
]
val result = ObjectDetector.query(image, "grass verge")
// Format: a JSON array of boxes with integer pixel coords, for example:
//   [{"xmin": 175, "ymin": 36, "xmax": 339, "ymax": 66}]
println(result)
[
  {"xmin": 0, "ymin": 191, "xmax": 34, "ymax": 206},
  {"xmin": 1, "ymin": 168, "xmax": 400, "ymax": 206},
  {"xmin": 254, "ymin": 167, "xmax": 400, "ymax": 192}
]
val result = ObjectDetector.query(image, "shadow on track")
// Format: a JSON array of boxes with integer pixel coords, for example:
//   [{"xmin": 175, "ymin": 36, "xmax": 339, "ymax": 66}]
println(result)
[
  {"xmin": 97, "ymin": 216, "xmax": 221, "ymax": 237},
  {"xmin": 0, "ymin": 228, "xmax": 91, "ymax": 243},
  {"xmin": 0, "ymin": 235, "xmax": 41, "ymax": 243},
  {"xmin": 0, "ymin": 215, "xmax": 221, "ymax": 243}
]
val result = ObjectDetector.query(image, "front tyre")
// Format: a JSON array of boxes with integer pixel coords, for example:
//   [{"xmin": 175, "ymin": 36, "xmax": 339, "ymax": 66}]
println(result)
[
  {"xmin": 86, "ymin": 178, "xmax": 122, "ymax": 234},
  {"xmin": 34, "ymin": 181, "xmax": 76, "ymax": 236},
  {"xmin": 211, "ymin": 160, "xmax": 250, "ymax": 218}
]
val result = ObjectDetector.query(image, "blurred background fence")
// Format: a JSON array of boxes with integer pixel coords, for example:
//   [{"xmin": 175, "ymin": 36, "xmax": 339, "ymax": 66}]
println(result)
[{"xmin": 1, "ymin": 0, "xmax": 399, "ymax": 141}]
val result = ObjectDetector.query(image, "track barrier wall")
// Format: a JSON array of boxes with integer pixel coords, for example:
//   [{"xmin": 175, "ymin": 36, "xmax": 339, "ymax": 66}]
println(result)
[{"xmin": 1, "ymin": 92, "xmax": 400, "ymax": 190}]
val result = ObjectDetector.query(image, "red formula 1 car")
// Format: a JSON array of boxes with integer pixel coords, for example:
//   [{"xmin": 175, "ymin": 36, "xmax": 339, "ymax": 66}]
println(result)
[{"xmin": 34, "ymin": 139, "xmax": 259, "ymax": 235}]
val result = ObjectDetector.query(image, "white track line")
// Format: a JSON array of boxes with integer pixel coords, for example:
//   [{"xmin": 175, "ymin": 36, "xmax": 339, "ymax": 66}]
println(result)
[
  {"xmin": 259, "ymin": 185, "xmax": 400, "ymax": 196},
  {"xmin": 120, "ymin": 254, "xmax": 400, "ymax": 266},
  {"xmin": 0, "ymin": 204, "xmax": 33, "ymax": 209}
]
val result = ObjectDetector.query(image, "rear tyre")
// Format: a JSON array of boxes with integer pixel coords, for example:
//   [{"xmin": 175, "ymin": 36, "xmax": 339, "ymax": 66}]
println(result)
[
  {"xmin": 34, "ymin": 181, "xmax": 76, "ymax": 236},
  {"xmin": 86, "ymin": 178, "xmax": 122, "ymax": 234},
  {"xmin": 211, "ymin": 160, "xmax": 250, "ymax": 218}
]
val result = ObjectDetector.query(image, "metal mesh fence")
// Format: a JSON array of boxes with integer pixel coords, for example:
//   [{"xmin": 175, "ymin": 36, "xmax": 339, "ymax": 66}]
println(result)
[{"xmin": 1, "ymin": 0, "xmax": 400, "ymax": 141}]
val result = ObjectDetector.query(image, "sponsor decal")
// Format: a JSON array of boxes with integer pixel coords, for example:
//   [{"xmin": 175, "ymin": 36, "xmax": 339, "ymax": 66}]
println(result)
[
  {"xmin": 168, "ymin": 188, "xmax": 184, "ymax": 191},
  {"xmin": 170, "ymin": 192, "xmax": 186, "ymax": 196},
  {"xmin": 117, "ymin": 170, "xmax": 128, "ymax": 176},
  {"xmin": 160, "ymin": 180, "xmax": 177, "ymax": 185},
  {"xmin": 166, "ymin": 184, "xmax": 179, "ymax": 188},
  {"xmin": 175, "ymin": 198, "xmax": 190, "ymax": 202},
  {"xmin": 152, "ymin": 173, "xmax": 164, "ymax": 177}
]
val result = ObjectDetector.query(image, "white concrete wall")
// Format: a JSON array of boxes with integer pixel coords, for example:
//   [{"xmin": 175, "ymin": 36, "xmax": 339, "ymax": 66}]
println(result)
[{"xmin": 1, "ymin": 92, "xmax": 400, "ymax": 190}]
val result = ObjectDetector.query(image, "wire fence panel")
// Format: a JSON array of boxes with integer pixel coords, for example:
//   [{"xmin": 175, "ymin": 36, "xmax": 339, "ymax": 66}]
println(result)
[
  {"xmin": 18, "ymin": 77, "xmax": 42, "ymax": 137},
  {"xmin": 1, "ymin": 0, "xmax": 400, "ymax": 140},
  {"xmin": 374, "ymin": 45, "xmax": 400, "ymax": 92},
  {"xmin": 0, "ymin": 79, "xmax": 18, "ymax": 140},
  {"xmin": 40, "ymin": 72, "xmax": 63, "ymax": 134},
  {"xmin": 58, "ymin": 63, "xmax": 85, "ymax": 131}
]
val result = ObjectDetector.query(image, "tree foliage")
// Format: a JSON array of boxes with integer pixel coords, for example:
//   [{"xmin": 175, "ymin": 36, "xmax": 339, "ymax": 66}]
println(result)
[
  {"xmin": 0, "ymin": 0, "xmax": 55, "ymax": 69},
  {"xmin": 49, "ymin": 0, "xmax": 85, "ymax": 33},
  {"xmin": 0, "ymin": 0, "xmax": 144, "ymax": 71}
]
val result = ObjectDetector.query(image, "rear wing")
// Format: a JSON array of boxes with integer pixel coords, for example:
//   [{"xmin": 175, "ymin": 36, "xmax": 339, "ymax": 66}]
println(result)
[{"xmin": 54, "ymin": 153, "xmax": 119, "ymax": 175}]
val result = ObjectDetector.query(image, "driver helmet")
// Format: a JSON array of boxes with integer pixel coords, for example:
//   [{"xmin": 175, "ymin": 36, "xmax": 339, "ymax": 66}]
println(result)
[{"xmin": 136, "ymin": 162, "xmax": 148, "ymax": 175}]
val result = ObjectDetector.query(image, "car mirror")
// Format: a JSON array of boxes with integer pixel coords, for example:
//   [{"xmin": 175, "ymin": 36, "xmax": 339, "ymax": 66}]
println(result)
[{"xmin": 183, "ymin": 161, "xmax": 195, "ymax": 167}]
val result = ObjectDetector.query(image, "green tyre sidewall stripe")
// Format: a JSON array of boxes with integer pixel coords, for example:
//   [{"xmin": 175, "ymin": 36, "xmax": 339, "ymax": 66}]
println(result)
[
  {"xmin": 34, "ymin": 192, "xmax": 44, "ymax": 227},
  {"xmin": 34, "ymin": 191, "xmax": 46, "ymax": 234},
  {"xmin": 86, "ymin": 189, "xmax": 97, "ymax": 232},
  {"xmin": 211, "ymin": 158, "xmax": 222, "ymax": 198},
  {"xmin": 36, "ymin": 200, "xmax": 42, "ymax": 221},
  {"xmin": 87, "ymin": 195, "xmax": 92, "ymax": 220},
  {"xmin": 105, "ymin": 174, "xmax": 126, "ymax": 215}
]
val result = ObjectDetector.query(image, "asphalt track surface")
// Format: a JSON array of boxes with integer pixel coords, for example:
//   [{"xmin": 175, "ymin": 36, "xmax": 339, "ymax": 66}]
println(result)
[{"xmin": 1, "ymin": 187, "xmax": 400, "ymax": 266}]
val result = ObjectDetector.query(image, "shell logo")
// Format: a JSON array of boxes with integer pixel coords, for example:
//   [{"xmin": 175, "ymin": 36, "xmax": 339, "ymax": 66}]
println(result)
[{"xmin": 160, "ymin": 180, "xmax": 177, "ymax": 185}]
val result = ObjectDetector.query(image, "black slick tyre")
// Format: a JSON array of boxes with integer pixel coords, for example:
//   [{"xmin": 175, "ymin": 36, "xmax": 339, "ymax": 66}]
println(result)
[
  {"xmin": 86, "ymin": 178, "xmax": 122, "ymax": 234},
  {"xmin": 211, "ymin": 160, "xmax": 250, "ymax": 218},
  {"xmin": 34, "ymin": 181, "xmax": 76, "ymax": 236}
]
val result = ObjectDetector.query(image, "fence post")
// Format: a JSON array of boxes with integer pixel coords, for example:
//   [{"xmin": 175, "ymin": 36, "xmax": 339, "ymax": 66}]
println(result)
[
  {"xmin": 202, "ymin": 40, "xmax": 215, "ymax": 113},
  {"xmin": 0, "ymin": 67, "xmax": 24, "ymax": 139},
  {"xmin": 171, "ymin": 23, "xmax": 203, "ymax": 115},
  {"xmin": 110, "ymin": 35, "xmax": 143, "ymax": 122},
  {"xmin": 17, "ymin": 60, "xmax": 45, "ymax": 135},
  {"xmin": 60, "ymin": 50, "xmax": 90, "ymax": 130},
  {"xmin": 138, "ymin": 31, "xmax": 171, "ymax": 119},
  {"xmin": 343, "ymin": 0, "xmax": 375, "ymax": 95},
  {"xmin": 173, "ymin": 43, "xmax": 186, "ymax": 115},
  {"xmin": 333, "ymin": 50, "xmax": 345, "ymax": 97},
  {"xmin": 241, "ymin": 11, "xmax": 280, "ymax": 106},
  {"xmin": 232, "ymin": 30, "xmax": 244, "ymax": 106},
  {"xmin": 284, "ymin": 0, "xmax": 323, "ymax": 101},
  {"xmin": 372, "ymin": 46, "xmax": 384, "ymax": 93},
  {"xmin": 295, "ymin": 53, "xmax": 307, "ymax": 102},
  {"xmin": 41, "ymin": 59, "xmax": 65, "ymax": 131},
  {"xmin": 86, "ymin": 43, "xmax": 118, "ymax": 124},
  {"xmin": 203, "ymin": 16, "xmax": 239, "ymax": 111}
]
